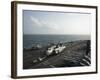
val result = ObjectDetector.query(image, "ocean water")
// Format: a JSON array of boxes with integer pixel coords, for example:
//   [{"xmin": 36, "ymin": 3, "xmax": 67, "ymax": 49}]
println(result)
[{"xmin": 23, "ymin": 35, "xmax": 90, "ymax": 48}]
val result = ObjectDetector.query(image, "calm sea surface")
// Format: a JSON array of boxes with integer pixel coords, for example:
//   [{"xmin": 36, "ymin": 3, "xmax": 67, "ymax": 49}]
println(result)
[{"xmin": 23, "ymin": 35, "xmax": 90, "ymax": 48}]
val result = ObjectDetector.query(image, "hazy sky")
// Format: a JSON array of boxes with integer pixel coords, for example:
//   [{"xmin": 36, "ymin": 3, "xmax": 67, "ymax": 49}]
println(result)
[{"xmin": 23, "ymin": 10, "xmax": 91, "ymax": 35}]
